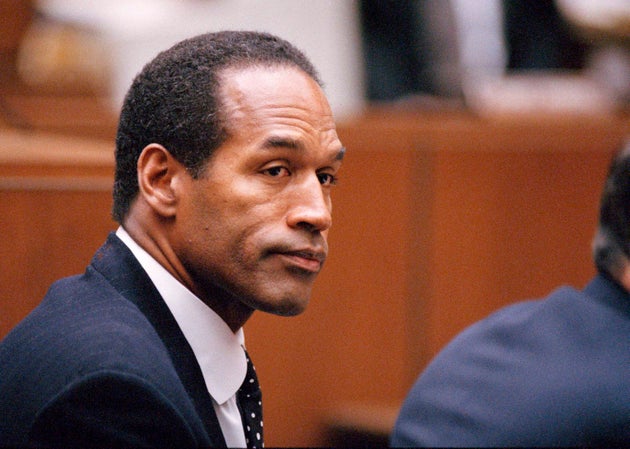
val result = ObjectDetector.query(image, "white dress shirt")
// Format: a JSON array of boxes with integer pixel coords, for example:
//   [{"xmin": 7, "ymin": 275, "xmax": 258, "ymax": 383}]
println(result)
[{"xmin": 116, "ymin": 227, "xmax": 248, "ymax": 448}]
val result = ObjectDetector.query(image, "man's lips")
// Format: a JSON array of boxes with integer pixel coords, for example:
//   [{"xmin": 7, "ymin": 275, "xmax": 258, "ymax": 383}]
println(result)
[{"xmin": 273, "ymin": 249, "xmax": 326, "ymax": 273}]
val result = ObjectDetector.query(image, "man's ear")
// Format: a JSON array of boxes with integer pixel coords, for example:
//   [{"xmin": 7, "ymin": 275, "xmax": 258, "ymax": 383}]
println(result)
[{"xmin": 137, "ymin": 143, "xmax": 186, "ymax": 218}]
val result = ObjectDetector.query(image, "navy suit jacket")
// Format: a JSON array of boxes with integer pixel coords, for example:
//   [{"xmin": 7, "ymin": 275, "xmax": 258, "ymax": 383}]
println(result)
[
  {"xmin": 391, "ymin": 275, "xmax": 630, "ymax": 447},
  {"xmin": 0, "ymin": 233, "xmax": 227, "ymax": 447}
]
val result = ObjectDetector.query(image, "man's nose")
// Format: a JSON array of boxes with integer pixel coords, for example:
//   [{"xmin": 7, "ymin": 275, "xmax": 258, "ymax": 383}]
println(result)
[{"xmin": 286, "ymin": 175, "xmax": 332, "ymax": 233}]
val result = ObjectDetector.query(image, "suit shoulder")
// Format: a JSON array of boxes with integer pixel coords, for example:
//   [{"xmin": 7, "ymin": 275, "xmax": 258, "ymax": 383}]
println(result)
[
  {"xmin": 0, "ymin": 271, "xmax": 192, "ymax": 445},
  {"xmin": 392, "ymin": 285, "xmax": 630, "ymax": 447},
  {"xmin": 0, "ymin": 264, "xmax": 178, "ymax": 404}
]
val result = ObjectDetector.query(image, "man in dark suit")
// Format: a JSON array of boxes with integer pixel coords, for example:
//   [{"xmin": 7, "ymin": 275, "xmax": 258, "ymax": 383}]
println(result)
[
  {"xmin": 0, "ymin": 31, "xmax": 345, "ymax": 447},
  {"xmin": 391, "ymin": 140, "xmax": 630, "ymax": 447}
]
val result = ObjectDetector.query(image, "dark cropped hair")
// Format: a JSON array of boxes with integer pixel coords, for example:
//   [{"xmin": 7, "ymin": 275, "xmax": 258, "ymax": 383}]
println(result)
[
  {"xmin": 112, "ymin": 30, "xmax": 321, "ymax": 223},
  {"xmin": 593, "ymin": 139, "xmax": 630, "ymax": 279}
]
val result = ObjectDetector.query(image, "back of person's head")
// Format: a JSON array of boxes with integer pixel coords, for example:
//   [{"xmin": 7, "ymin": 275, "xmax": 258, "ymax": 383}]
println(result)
[
  {"xmin": 112, "ymin": 30, "xmax": 321, "ymax": 223},
  {"xmin": 593, "ymin": 139, "xmax": 630, "ymax": 280}
]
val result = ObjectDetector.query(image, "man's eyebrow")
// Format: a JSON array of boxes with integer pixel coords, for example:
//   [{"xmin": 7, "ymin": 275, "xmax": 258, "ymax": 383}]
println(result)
[
  {"xmin": 262, "ymin": 136, "xmax": 346, "ymax": 161},
  {"xmin": 262, "ymin": 136, "xmax": 304, "ymax": 151}
]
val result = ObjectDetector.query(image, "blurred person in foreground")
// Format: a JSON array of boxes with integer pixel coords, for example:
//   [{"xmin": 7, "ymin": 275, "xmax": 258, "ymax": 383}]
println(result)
[
  {"xmin": 0, "ymin": 30, "xmax": 345, "ymax": 448},
  {"xmin": 391, "ymin": 139, "xmax": 630, "ymax": 447}
]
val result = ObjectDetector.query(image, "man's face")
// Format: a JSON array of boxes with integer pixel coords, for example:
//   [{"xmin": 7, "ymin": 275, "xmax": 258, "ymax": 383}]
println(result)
[{"xmin": 172, "ymin": 66, "xmax": 344, "ymax": 321}]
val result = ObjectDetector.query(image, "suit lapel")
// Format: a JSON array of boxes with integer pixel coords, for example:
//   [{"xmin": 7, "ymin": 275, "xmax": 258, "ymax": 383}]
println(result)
[{"xmin": 90, "ymin": 233, "xmax": 227, "ymax": 447}]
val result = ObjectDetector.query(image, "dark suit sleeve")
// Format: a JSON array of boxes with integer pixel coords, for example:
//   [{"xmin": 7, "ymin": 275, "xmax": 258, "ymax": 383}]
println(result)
[{"xmin": 29, "ymin": 371, "xmax": 200, "ymax": 448}]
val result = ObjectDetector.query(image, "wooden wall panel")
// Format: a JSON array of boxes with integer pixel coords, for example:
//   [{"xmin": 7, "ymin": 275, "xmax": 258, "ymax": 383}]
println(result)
[
  {"xmin": 1, "ymin": 112, "xmax": 629, "ymax": 447},
  {"xmin": 427, "ymin": 147, "xmax": 611, "ymax": 356},
  {"xmin": 0, "ymin": 190, "xmax": 116, "ymax": 335},
  {"xmin": 0, "ymin": 131, "xmax": 117, "ymax": 337}
]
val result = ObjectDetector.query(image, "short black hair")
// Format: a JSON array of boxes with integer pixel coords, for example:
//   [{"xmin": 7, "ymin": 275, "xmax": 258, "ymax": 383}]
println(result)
[
  {"xmin": 593, "ymin": 139, "xmax": 630, "ymax": 278},
  {"xmin": 112, "ymin": 30, "xmax": 321, "ymax": 223}
]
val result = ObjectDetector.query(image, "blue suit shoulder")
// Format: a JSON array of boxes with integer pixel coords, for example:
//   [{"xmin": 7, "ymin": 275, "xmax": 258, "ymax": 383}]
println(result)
[
  {"xmin": 1, "ymin": 265, "xmax": 170, "ymax": 375},
  {"xmin": 0, "ymin": 243, "xmax": 198, "ymax": 446},
  {"xmin": 391, "ymin": 276, "xmax": 630, "ymax": 447}
]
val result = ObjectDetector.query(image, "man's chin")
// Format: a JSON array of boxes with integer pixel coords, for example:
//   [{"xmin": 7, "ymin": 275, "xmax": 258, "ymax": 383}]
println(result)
[{"xmin": 250, "ymin": 294, "xmax": 311, "ymax": 317}]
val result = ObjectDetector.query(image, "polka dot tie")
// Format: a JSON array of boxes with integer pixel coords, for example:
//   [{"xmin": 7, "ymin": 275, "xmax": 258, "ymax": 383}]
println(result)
[{"xmin": 238, "ymin": 350, "xmax": 263, "ymax": 448}]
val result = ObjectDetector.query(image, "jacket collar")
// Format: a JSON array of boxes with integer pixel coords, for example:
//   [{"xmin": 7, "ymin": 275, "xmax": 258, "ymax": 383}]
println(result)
[
  {"xmin": 584, "ymin": 273, "xmax": 630, "ymax": 319},
  {"xmin": 90, "ymin": 232, "xmax": 227, "ymax": 447}
]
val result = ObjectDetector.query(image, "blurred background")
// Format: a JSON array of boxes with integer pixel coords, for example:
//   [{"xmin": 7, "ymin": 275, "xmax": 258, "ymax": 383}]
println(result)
[
  {"xmin": 2, "ymin": 0, "xmax": 630, "ymax": 120},
  {"xmin": 1, "ymin": 1, "xmax": 630, "ymax": 446}
]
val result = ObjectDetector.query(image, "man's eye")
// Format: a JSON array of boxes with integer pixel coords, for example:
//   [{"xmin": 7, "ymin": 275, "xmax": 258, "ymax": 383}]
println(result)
[
  {"xmin": 263, "ymin": 166, "xmax": 290, "ymax": 177},
  {"xmin": 317, "ymin": 173, "xmax": 338, "ymax": 186}
]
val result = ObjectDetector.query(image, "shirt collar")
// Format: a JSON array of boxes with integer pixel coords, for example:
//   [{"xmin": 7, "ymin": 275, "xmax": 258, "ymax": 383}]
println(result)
[{"xmin": 116, "ymin": 227, "xmax": 247, "ymax": 404}]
